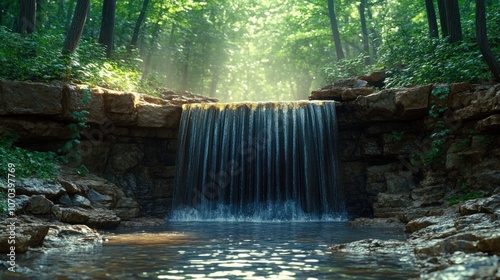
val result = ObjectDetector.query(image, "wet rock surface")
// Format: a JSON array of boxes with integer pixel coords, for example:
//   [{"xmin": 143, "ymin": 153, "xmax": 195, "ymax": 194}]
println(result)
[
  {"xmin": 331, "ymin": 195, "xmax": 500, "ymax": 279},
  {"xmin": 118, "ymin": 217, "xmax": 166, "ymax": 228},
  {"xmin": 310, "ymin": 78, "xmax": 500, "ymax": 222},
  {"xmin": 159, "ymin": 90, "xmax": 218, "ymax": 105},
  {"xmin": 41, "ymin": 224, "xmax": 103, "ymax": 249},
  {"xmin": 0, "ymin": 80, "xmax": 218, "ymax": 217},
  {"xmin": 0, "ymin": 166, "xmax": 141, "ymax": 254},
  {"xmin": 347, "ymin": 217, "xmax": 405, "ymax": 229},
  {"xmin": 0, "ymin": 215, "xmax": 102, "ymax": 254}
]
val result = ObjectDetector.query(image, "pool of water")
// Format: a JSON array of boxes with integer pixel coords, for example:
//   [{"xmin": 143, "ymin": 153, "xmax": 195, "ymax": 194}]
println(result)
[{"xmin": 5, "ymin": 222, "xmax": 418, "ymax": 279}]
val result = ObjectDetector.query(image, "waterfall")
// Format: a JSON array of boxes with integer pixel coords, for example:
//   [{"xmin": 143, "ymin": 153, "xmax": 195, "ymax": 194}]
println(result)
[{"xmin": 171, "ymin": 101, "xmax": 345, "ymax": 221}]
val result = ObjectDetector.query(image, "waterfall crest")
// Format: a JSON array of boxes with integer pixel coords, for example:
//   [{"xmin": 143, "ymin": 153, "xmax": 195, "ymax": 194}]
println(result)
[{"xmin": 171, "ymin": 101, "xmax": 345, "ymax": 221}]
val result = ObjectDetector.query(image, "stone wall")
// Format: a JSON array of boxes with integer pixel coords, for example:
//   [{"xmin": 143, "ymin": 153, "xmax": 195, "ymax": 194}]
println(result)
[
  {"xmin": 311, "ymin": 80, "xmax": 500, "ymax": 221},
  {"xmin": 3, "ymin": 79, "xmax": 499, "ymax": 220},
  {"xmin": 0, "ymin": 80, "xmax": 215, "ymax": 217}
]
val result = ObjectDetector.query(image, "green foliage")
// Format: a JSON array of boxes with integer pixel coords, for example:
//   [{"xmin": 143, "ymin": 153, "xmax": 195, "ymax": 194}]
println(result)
[
  {"xmin": 0, "ymin": 26, "xmax": 158, "ymax": 95},
  {"xmin": 324, "ymin": 54, "xmax": 375, "ymax": 83},
  {"xmin": 421, "ymin": 125, "xmax": 452, "ymax": 165},
  {"xmin": 430, "ymin": 128, "xmax": 452, "ymax": 140},
  {"xmin": 72, "ymin": 165, "xmax": 90, "ymax": 177},
  {"xmin": 475, "ymin": 135, "xmax": 494, "ymax": 147},
  {"xmin": 429, "ymin": 103, "xmax": 448, "ymax": 118},
  {"xmin": 431, "ymin": 85, "xmax": 450, "ymax": 99},
  {"xmin": 58, "ymin": 89, "xmax": 89, "ymax": 155},
  {"xmin": 411, "ymin": 85, "xmax": 453, "ymax": 166},
  {"xmin": 58, "ymin": 89, "xmax": 91, "ymax": 177},
  {"xmin": 421, "ymin": 147, "xmax": 442, "ymax": 165},
  {"xmin": 0, "ymin": 134, "xmax": 59, "ymax": 179},
  {"xmin": 456, "ymin": 138, "xmax": 471, "ymax": 152},
  {"xmin": 449, "ymin": 183, "xmax": 484, "ymax": 206},
  {"xmin": 1, "ymin": 0, "xmax": 499, "ymax": 100},
  {"xmin": 390, "ymin": 131, "xmax": 405, "ymax": 142},
  {"xmin": 378, "ymin": 30, "xmax": 496, "ymax": 88},
  {"xmin": 0, "ymin": 26, "xmax": 67, "ymax": 81}
]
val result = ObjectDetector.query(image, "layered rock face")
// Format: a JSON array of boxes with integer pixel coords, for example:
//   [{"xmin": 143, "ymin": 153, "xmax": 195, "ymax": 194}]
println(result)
[
  {"xmin": 0, "ymin": 80, "xmax": 216, "ymax": 217},
  {"xmin": 332, "ymin": 195, "xmax": 500, "ymax": 279},
  {"xmin": 311, "ymin": 78, "xmax": 500, "ymax": 220},
  {"xmin": 2, "ymin": 78, "xmax": 498, "ymax": 220}
]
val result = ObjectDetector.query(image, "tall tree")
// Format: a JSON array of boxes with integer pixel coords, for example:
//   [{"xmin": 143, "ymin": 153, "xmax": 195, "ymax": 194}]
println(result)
[
  {"xmin": 366, "ymin": 6, "xmax": 379, "ymax": 60},
  {"xmin": 437, "ymin": 0, "xmax": 449, "ymax": 38},
  {"xmin": 62, "ymin": 0, "xmax": 90, "ymax": 54},
  {"xmin": 327, "ymin": 0, "xmax": 344, "ymax": 60},
  {"xmin": 359, "ymin": 0, "xmax": 370, "ymax": 65},
  {"xmin": 130, "ymin": 0, "xmax": 150, "ymax": 50},
  {"xmin": 475, "ymin": 0, "xmax": 500, "ymax": 80},
  {"xmin": 425, "ymin": 0, "xmax": 439, "ymax": 38},
  {"xmin": 98, "ymin": 0, "xmax": 116, "ymax": 57},
  {"xmin": 444, "ymin": 0, "xmax": 462, "ymax": 42},
  {"xmin": 17, "ymin": 0, "xmax": 36, "ymax": 34},
  {"xmin": 142, "ymin": 18, "xmax": 162, "ymax": 78}
]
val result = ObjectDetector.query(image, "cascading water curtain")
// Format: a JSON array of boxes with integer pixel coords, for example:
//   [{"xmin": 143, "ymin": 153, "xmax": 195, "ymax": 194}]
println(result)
[{"xmin": 171, "ymin": 101, "xmax": 345, "ymax": 221}]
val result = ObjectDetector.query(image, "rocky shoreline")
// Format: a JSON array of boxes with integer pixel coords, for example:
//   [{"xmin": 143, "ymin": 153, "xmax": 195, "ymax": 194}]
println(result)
[
  {"xmin": 0, "ymin": 166, "xmax": 167, "ymax": 257},
  {"xmin": 1, "ymin": 176, "xmax": 499, "ymax": 279},
  {"xmin": 332, "ymin": 194, "xmax": 500, "ymax": 279}
]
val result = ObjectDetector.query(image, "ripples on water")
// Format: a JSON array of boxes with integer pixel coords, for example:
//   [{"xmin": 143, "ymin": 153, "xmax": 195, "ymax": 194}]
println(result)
[{"xmin": 4, "ymin": 222, "xmax": 418, "ymax": 279}]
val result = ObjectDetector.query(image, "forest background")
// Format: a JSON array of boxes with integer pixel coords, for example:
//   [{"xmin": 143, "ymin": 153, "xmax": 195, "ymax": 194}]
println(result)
[{"xmin": 1, "ymin": 0, "xmax": 499, "ymax": 101}]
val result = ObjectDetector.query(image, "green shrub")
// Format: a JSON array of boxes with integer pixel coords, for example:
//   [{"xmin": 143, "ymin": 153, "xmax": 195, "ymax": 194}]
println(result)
[
  {"xmin": 377, "ymin": 30, "xmax": 496, "ymax": 87},
  {"xmin": 449, "ymin": 183, "xmax": 484, "ymax": 206},
  {"xmin": 0, "ymin": 134, "xmax": 59, "ymax": 179},
  {"xmin": 390, "ymin": 131, "xmax": 405, "ymax": 142},
  {"xmin": 323, "ymin": 54, "xmax": 376, "ymax": 83},
  {"xmin": 0, "ymin": 26, "xmax": 160, "ymax": 96},
  {"xmin": 0, "ymin": 26, "xmax": 67, "ymax": 81}
]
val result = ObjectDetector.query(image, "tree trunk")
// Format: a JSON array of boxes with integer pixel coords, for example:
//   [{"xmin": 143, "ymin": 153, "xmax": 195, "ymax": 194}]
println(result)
[
  {"xmin": 359, "ymin": 0, "xmax": 370, "ymax": 65},
  {"xmin": 36, "ymin": 0, "xmax": 43, "ymax": 28},
  {"xmin": 437, "ymin": 0, "xmax": 449, "ymax": 38},
  {"xmin": 366, "ymin": 6, "xmax": 379, "ymax": 60},
  {"xmin": 98, "ymin": 0, "xmax": 116, "ymax": 57},
  {"xmin": 476, "ymin": 0, "xmax": 500, "ymax": 80},
  {"xmin": 62, "ymin": 0, "xmax": 90, "ymax": 54},
  {"xmin": 425, "ymin": 0, "xmax": 439, "ymax": 38},
  {"xmin": 17, "ymin": 0, "xmax": 37, "ymax": 34},
  {"xmin": 344, "ymin": 16, "xmax": 351, "ymax": 58},
  {"xmin": 164, "ymin": 24, "xmax": 176, "ymax": 85},
  {"xmin": 327, "ymin": 0, "xmax": 344, "ymax": 60},
  {"xmin": 142, "ymin": 20, "xmax": 162, "ymax": 78},
  {"xmin": 444, "ymin": 0, "xmax": 462, "ymax": 42},
  {"xmin": 130, "ymin": 0, "xmax": 150, "ymax": 50}
]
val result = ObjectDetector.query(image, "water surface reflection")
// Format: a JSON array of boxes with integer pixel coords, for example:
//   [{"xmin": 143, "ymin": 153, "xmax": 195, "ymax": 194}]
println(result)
[{"xmin": 6, "ymin": 222, "xmax": 418, "ymax": 279}]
